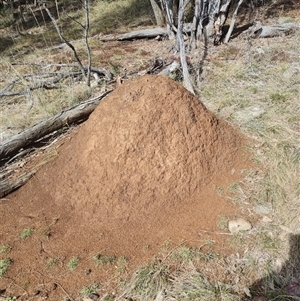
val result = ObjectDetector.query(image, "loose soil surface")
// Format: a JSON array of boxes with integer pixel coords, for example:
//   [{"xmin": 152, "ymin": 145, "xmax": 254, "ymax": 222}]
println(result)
[{"xmin": 0, "ymin": 75, "xmax": 252, "ymax": 300}]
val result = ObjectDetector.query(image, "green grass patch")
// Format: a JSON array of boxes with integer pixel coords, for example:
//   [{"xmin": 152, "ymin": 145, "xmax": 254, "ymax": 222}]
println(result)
[
  {"xmin": 46, "ymin": 257, "xmax": 59, "ymax": 268},
  {"xmin": 93, "ymin": 253, "xmax": 116, "ymax": 267},
  {"xmin": 0, "ymin": 258, "xmax": 13, "ymax": 277},
  {"xmin": 67, "ymin": 256, "xmax": 80, "ymax": 270},
  {"xmin": 0, "ymin": 244, "xmax": 12, "ymax": 254},
  {"xmin": 20, "ymin": 228, "xmax": 34, "ymax": 239},
  {"xmin": 80, "ymin": 283, "xmax": 99, "ymax": 296}
]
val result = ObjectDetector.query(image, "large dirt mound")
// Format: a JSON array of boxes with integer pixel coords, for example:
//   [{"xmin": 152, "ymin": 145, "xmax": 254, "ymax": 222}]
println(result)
[
  {"xmin": 43, "ymin": 75, "xmax": 244, "ymax": 217},
  {"xmin": 38, "ymin": 74, "xmax": 248, "ymax": 255},
  {"xmin": 49, "ymin": 76, "xmax": 243, "ymax": 216},
  {"xmin": 0, "ymin": 75, "xmax": 250, "ymax": 299}
]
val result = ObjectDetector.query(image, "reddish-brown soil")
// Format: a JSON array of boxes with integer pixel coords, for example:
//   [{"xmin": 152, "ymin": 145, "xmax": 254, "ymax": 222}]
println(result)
[{"xmin": 0, "ymin": 75, "xmax": 251, "ymax": 300}]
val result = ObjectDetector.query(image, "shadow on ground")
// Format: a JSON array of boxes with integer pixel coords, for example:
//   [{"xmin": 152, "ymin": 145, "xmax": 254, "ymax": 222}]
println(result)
[
  {"xmin": 244, "ymin": 234, "xmax": 300, "ymax": 300},
  {"xmin": 0, "ymin": 37, "xmax": 14, "ymax": 53}
]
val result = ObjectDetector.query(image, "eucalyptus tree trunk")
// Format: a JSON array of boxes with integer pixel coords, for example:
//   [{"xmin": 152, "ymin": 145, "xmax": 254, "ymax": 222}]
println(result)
[
  {"xmin": 189, "ymin": 0, "xmax": 210, "ymax": 49},
  {"xmin": 177, "ymin": 0, "xmax": 195, "ymax": 94},
  {"xmin": 149, "ymin": 0, "xmax": 165, "ymax": 26},
  {"xmin": 224, "ymin": 0, "xmax": 243, "ymax": 43},
  {"xmin": 212, "ymin": 0, "xmax": 232, "ymax": 45}
]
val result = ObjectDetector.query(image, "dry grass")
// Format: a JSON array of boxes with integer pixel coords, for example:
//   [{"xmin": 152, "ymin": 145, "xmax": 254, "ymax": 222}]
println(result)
[
  {"xmin": 0, "ymin": 0, "xmax": 153, "ymax": 141},
  {"xmin": 193, "ymin": 28, "xmax": 300, "ymax": 299},
  {"xmin": 116, "ymin": 16, "xmax": 300, "ymax": 301}
]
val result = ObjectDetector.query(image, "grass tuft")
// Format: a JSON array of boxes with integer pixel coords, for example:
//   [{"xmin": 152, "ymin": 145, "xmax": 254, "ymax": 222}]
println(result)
[
  {"xmin": 80, "ymin": 283, "xmax": 99, "ymax": 296},
  {"xmin": 123, "ymin": 259, "xmax": 170, "ymax": 301},
  {"xmin": 0, "ymin": 244, "xmax": 12, "ymax": 254},
  {"xmin": 67, "ymin": 256, "xmax": 79, "ymax": 270},
  {"xmin": 93, "ymin": 254, "xmax": 116, "ymax": 267},
  {"xmin": 0, "ymin": 258, "xmax": 13, "ymax": 277},
  {"xmin": 46, "ymin": 257, "xmax": 59, "ymax": 268},
  {"xmin": 20, "ymin": 228, "xmax": 34, "ymax": 239}
]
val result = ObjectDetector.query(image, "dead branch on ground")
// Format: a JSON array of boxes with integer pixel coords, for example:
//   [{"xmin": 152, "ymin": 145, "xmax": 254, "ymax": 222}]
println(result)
[
  {"xmin": 248, "ymin": 22, "xmax": 299, "ymax": 38},
  {"xmin": 0, "ymin": 170, "xmax": 36, "ymax": 198},
  {"xmin": 0, "ymin": 66, "xmax": 112, "ymax": 99},
  {"xmin": 0, "ymin": 71, "xmax": 81, "ymax": 98},
  {"xmin": 0, "ymin": 90, "xmax": 111, "ymax": 161},
  {"xmin": 98, "ymin": 27, "xmax": 169, "ymax": 41}
]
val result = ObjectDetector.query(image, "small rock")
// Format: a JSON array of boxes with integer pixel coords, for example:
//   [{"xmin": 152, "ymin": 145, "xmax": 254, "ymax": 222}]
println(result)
[
  {"xmin": 274, "ymin": 258, "xmax": 284, "ymax": 272},
  {"xmin": 228, "ymin": 218, "xmax": 252, "ymax": 233},
  {"xmin": 254, "ymin": 205, "xmax": 270, "ymax": 215},
  {"xmin": 243, "ymin": 287, "xmax": 251, "ymax": 297},
  {"xmin": 262, "ymin": 216, "xmax": 272, "ymax": 223}
]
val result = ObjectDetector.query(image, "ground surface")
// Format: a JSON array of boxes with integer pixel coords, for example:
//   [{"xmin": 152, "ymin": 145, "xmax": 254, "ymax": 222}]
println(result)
[
  {"xmin": 1, "ymin": 2, "xmax": 300, "ymax": 300},
  {"xmin": 0, "ymin": 74, "xmax": 252, "ymax": 300}
]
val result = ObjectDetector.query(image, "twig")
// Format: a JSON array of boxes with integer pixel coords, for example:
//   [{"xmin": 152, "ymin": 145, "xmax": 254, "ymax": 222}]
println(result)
[
  {"xmin": 55, "ymin": 282, "xmax": 74, "ymax": 301},
  {"xmin": 27, "ymin": 87, "xmax": 34, "ymax": 111},
  {"xmin": 4, "ymin": 276, "xmax": 29, "ymax": 295},
  {"xmin": 0, "ymin": 71, "xmax": 83, "ymax": 98},
  {"xmin": 198, "ymin": 229, "xmax": 232, "ymax": 235},
  {"xmin": 31, "ymin": 270, "xmax": 74, "ymax": 301}
]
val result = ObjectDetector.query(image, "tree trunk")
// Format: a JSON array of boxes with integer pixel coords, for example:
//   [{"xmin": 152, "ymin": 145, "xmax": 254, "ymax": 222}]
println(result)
[
  {"xmin": 149, "ymin": 0, "xmax": 165, "ymax": 26},
  {"xmin": 177, "ymin": 0, "xmax": 194, "ymax": 94},
  {"xmin": 213, "ymin": 0, "xmax": 232, "ymax": 45},
  {"xmin": 224, "ymin": 0, "xmax": 243, "ymax": 43}
]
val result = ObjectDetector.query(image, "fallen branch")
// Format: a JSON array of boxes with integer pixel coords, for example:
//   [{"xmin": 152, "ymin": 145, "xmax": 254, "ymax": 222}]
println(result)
[
  {"xmin": 0, "ymin": 91, "xmax": 111, "ymax": 161},
  {"xmin": 11, "ymin": 64, "xmax": 113, "ymax": 80},
  {"xmin": 99, "ymin": 27, "xmax": 169, "ymax": 41},
  {"xmin": 0, "ymin": 171, "xmax": 36, "ymax": 198},
  {"xmin": 0, "ymin": 67, "xmax": 112, "ymax": 99},
  {"xmin": 249, "ymin": 22, "xmax": 299, "ymax": 38},
  {"xmin": 0, "ymin": 71, "xmax": 81, "ymax": 98}
]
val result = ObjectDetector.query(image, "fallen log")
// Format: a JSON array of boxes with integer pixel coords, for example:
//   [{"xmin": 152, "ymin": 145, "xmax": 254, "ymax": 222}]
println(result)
[
  {"xmin": 249, "ymin": 22, "xmax": 299, "ymax": 38},
  {"xmin": 99, "ymin": 27, "xmax": 169, "ymax": 41},
  {"xmin": 0, "ymin": 90, "xmax": 111, "ymax": 162},
  {"xmin": 0, "ymin": 171, "xmax": 36, "ymax": 198}
]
